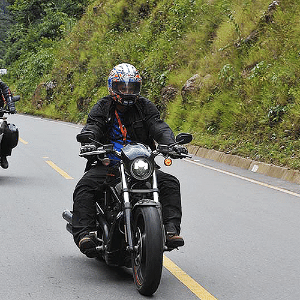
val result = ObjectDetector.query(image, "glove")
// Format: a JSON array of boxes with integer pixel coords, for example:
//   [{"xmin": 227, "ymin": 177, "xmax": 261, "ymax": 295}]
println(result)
[
  {"xmin": 8, "ymin": 105, "xmax": 16, "ymax": 114},
  {"xmin": 77, "ymin": 131, "xmax": 95, "ymax": 143},
  {"xmin": 7, "ymin": 98, "xmax": 16, "ymax": 114},
  {"xmin": 174, "ymin": 144, "xmax": 188, "ymax": 154},
  {"xmin": 170, "ymin": 144, "xmax": 188, "ymax": 158},
  {"xmin": 80, "ymin": 144, "xmax": 96, "ymax": 154}
]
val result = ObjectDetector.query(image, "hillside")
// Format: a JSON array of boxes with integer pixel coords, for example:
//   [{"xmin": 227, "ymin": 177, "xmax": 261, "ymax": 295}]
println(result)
[
  {"xmin": 0, "ymin": 0, "xmax": 12, "ymax": 63},
  {"xmin": 3, "ymin": 0, "xmax": 300, "ymax": 170}
]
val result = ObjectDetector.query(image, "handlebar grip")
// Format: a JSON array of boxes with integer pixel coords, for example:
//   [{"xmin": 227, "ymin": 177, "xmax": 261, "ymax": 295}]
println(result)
[{"xmin": 79, "ymin": 148, "xmax": 108, "ymax": 157}]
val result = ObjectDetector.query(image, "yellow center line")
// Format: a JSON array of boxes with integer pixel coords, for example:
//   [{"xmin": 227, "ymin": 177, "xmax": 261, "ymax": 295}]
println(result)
[
  {"xmin": 19, "ymin": 137, "xmax": 28, "ymax": 144},
  {"xmin": 45, "ymin": 160, "xmax": 73, "ymax": 179},
  {"xmin": 185, "ymin": 159, "xmax": 300, "ymax": 198},
  {"xmin": 163, "ymin": 255, "xmax": 218, "ymax": 299}
]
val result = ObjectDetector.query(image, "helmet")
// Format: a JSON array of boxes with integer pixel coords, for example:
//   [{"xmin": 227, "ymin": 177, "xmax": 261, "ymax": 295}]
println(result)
[{"xmin": 108, "ymin": 63, "xmax": 142, "ymax": 106}]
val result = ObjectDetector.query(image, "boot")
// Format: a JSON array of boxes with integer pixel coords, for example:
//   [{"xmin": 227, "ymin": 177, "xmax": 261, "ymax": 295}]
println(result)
[
  {"xmin": 165, "ymin": 223, "xmax": 184, "ymax": 248},
  {"xmin": 166, "ymin": 232, "xmax": 184, "ymax": 248},
  {"xmin": 0, "ymin": 156, "xmax": 8, "ymax": 169},
  {"xmin": 78, "ymin": 234, "xmax": 98, "ymax": 258}
]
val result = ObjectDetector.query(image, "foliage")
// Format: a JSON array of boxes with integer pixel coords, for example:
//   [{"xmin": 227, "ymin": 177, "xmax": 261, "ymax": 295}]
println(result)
[
  {"xmin": 0, "ymin": 0, "xmax": 13, "ymax": 65},
  {"xmin": 3, "ymin": 0, "xmax": 300, "ymax": 170},
  {"xmin": 2, "ymin": 0, "xmax": 90, "ymax": 96}
]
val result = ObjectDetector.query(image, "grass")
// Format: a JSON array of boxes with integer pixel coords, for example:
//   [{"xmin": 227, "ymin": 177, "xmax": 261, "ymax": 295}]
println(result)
[{"xmin": 4, "ymin": 0, "xmax": 300, "ymax": 170}]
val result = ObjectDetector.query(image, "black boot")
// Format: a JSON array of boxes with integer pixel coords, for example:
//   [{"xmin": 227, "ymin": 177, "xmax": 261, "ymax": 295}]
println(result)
[
  {"xmin": 165, "ymin": 223, "xmax": 184, "ymax": 248},
  {"xmin": 78, "ymin": 234, "xmax": 98, "ymax": 258},
  {"xmin": 0, "ymin": 156, "xmax": 8, "ymax": 169}
]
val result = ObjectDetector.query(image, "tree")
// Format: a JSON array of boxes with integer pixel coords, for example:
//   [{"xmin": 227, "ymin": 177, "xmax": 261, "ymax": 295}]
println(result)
[
  {"xmin": 0, "ymin": 0, "xmax": 13, "ymax": 66},
  {"xmin": 4, "ymin": 0, "xmax": 90, "ymax": 66}
]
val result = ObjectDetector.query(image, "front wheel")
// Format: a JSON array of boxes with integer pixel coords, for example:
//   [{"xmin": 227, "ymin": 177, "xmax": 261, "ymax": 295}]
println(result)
[{"xmin": 132, "ymin": 206, "xmax": 164, "ymax": 296}]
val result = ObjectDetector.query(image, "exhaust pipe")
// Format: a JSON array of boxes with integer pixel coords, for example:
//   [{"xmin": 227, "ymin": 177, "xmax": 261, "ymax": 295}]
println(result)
[
  {"xmin": 62, "ymin": 210, "xmax": 73, "ymax": 224},
  {"xmin": 62, "ymin": 210, "xmax": 73, "ymax": 234}
]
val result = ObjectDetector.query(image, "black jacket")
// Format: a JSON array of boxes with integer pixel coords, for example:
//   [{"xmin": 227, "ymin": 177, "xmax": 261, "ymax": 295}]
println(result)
[
  {"xmin": 0, "ymin": 80, "xmax": 12, "ymax": 107},
  {"xmin": 80, "ymin": 96, "xmax": 176, "ymax": 148}
]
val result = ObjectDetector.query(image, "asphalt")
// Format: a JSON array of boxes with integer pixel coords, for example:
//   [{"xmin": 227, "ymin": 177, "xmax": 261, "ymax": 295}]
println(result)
[{"xmin": 187, "ymin": 145, "xmax": 300, "ymax": 185}]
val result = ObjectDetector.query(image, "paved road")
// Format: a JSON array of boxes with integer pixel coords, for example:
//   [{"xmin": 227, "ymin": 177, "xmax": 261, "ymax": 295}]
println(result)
[{"xmin": 1, "ymin": 114, "xmax": 300, "ymax": 299}]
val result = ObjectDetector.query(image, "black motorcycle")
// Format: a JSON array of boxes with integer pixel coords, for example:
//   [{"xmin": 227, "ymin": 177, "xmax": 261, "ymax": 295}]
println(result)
[
  {"xmin": 62, "ymin": 132, "xmax": 192, "ymax": 296},
  {"xmin": 0, "ymin": 96, "xmax": 20, "ymax": 167}
]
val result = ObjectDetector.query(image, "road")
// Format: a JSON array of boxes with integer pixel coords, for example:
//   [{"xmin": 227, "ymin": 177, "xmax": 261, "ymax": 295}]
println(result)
[{"xmin": 1, "ymin": 114, "xmax": 300, "ymax": 299}]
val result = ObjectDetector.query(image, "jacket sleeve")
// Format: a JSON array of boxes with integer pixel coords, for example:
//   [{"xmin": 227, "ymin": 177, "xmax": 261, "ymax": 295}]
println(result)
[
  {"xmin": 0, "ymin": 80, "xmax": 12, "ymax": 102},
  {"xmin": 142, "ymin": 98, "xmax": 176, "ymax": 145},
  {"xmin": 79, "ymin": 98, "xmax": 110, "ymax": 144}
]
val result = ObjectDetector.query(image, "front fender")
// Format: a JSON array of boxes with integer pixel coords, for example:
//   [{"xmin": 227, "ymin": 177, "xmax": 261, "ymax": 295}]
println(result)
[{"xmin": 132, "ymin": 199, "xmax": 161, "ymax": 211}]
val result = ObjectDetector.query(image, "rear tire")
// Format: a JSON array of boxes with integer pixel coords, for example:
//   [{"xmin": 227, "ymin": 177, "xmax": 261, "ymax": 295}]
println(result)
[{"xmin": 132, "ymin": 206, "xmax": 164, "ymax": 296}]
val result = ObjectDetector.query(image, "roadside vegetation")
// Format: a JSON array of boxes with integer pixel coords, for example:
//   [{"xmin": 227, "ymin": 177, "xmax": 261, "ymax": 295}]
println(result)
[
  {"xmin": 0, "ymin": 0, "xmax": 13, "ymax": 64},
  {"xmin": 2, "ymin": 0, "xmax": 300, "ymax": 170}
]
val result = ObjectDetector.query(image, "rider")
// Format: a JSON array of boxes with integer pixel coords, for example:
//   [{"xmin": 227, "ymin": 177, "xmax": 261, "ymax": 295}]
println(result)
[
  {"xmin": 72, "ymin": 63, "xmax": 188, "ymax": 258},
  {"xmin": 0, "ymin": 79, "xmax": 16, "ymax": 169}
]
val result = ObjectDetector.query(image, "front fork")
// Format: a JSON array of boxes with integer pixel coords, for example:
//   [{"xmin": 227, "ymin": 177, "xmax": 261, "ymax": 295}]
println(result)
[
  {"xmin": 120, "ymin": 163, "xmax": 160, "ymax": 253},
  {"xmin": 120, "ymin": 163, "xmax": 134, "ymax": 252}
]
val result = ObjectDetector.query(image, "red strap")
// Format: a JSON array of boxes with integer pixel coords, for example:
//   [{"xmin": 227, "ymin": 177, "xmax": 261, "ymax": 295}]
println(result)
[{"xmin": 115, "ymin": 110, "xmax": 127, "ymax": 144}]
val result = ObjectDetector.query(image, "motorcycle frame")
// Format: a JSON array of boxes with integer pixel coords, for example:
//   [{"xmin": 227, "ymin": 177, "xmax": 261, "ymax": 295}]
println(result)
[
  {"xmin": 95, "ymin": 160, "xmax": 162, "ymax": 263},
  {"xmin": 120, "ymin": 162, "xmax": 160, "ymax": 252}
]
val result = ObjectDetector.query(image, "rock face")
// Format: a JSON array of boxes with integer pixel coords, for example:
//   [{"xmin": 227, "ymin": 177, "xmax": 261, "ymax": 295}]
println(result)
[
  {"xmin": 32, "ymin": 81, "xmax": 57, "ymax": 109},
  {"xmin": 181, "ymin": 74, "xmax": 201, "ymax": 103},
  {"xmin": 181, "ymin": 74, "xmax": 212, "ymax": 103},
  {"xmin": 158, "ymin": 73, "xmax": 214, "ymax": 117},
  {"xmin": 161, "ymin": 85, "xmax": 178, "ymax": 103},
  {"xmin": 159, "ymin": 85, "xmax": 179, "ymax": 118}
]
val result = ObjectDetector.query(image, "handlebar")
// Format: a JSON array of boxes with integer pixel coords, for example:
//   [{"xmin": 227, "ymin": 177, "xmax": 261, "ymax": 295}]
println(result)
[
  {"xmin": 79, "ymin": 144, "xmax": 121, "ymax": 158},
  {"xmin": 0, "ymin": 109, "xmax": 12, "ymax": 114},
  {"xmin": 0, "ymin": 96, "xmax": 20, "ymax": 116},
  {"xmin": 79, "ymin": 143, "xmax": 191, "ymax": 159}
]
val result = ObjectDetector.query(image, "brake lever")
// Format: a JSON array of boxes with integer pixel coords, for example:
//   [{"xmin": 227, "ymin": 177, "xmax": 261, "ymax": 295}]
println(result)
[{"xmin": 79, "ymin": 148, "xmax": 107, "ymax": 157}]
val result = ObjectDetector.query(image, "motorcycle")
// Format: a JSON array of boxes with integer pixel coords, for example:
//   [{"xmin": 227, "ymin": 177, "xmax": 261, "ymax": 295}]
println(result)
[
  {"xmin": 0, "ymin": 96, "xmax": 20, "ymax": 166},
  {"xmin": 62, "ymin": 132, "xmax": 192, "ymax": 296}
]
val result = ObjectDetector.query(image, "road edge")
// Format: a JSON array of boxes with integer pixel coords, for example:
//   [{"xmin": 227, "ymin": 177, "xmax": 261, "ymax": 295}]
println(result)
[{"xmin": 187, "ymin": 145, "xmax": 300, "ymax": 185}]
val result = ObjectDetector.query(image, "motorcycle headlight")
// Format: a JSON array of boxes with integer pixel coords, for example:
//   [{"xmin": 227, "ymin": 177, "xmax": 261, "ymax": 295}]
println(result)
[{"xmin": 130, "ymin": 158, "xmax": 153, "ymax": 180}]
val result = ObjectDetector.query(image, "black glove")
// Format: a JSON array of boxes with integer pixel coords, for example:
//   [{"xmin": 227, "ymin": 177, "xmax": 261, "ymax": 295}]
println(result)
[
  {"xmin": 7, "ymin": 98, "xmax": 16, "ymax": 114},
  {"xmin": 77, "ymin": 131, "xmax": 95, "ymax": 143},
  {"xmin": 80, "ymin": 144, "xmax": 96, "ymax": 154},
  {"xmin": 170, "ymin": 144, "xmax": 188, "ymax": 158},
  {"xmin": 9, "ymin": 105, "xmax": 16, "ymax": 114}
]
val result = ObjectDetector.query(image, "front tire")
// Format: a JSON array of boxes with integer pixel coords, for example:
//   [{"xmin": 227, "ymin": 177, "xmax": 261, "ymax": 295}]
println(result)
[{"xmin": 132, "ymin": 206, "xmax": 164, "ymax": 296}]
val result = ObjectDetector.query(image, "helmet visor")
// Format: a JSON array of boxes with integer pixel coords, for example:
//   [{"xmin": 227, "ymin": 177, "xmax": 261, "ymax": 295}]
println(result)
[{"xmin": 112, "ymin": 81, "xmax": 141, "ymax": 95}]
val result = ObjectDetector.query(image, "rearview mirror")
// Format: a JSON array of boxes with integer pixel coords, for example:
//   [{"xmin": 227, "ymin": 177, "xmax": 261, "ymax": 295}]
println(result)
[
  {"xmin": 175, "ymin": 133, "xmax": 193, "ymax": 145},
  {"xmin": 12, "ymin": 95, "xmax": 20, "ymax": 103}
]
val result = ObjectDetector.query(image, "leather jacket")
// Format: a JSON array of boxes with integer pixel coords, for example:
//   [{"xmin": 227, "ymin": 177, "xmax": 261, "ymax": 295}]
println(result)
[
  {"xmin": 80, "ymin": 95, "xmax": 176, "ymax": 148},
  {"xmin": 0, "ymin": 80, "xmax": 12, "ymax": 107}
]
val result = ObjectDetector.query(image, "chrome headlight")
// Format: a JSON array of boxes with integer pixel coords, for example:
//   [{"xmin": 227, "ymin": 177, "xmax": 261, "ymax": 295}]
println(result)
[{"xmin": 130, "ymin": 158, "xmax": 153, "ymax": 180}]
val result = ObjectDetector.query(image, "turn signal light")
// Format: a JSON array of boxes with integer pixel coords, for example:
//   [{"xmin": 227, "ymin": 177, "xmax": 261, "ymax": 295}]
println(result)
[{"xmin": 164, "ymin": 158, "xmax": 172, "ymax": 166}]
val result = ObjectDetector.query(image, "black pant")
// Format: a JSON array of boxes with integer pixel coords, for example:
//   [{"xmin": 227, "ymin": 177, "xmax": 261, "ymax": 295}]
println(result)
[{"xmin": 72, "ymin": 164, "xmax": 182, "ymax": 245}]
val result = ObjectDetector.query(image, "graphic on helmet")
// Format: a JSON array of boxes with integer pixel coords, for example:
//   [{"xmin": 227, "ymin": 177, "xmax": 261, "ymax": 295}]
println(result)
[{"xmin": 108, "ymin": 63, "xmax": 142, "ymax": 106}]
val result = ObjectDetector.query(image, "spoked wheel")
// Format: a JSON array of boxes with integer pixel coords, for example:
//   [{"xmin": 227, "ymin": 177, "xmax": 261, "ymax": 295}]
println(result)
[{"xmin": 132, "ymin": 206, "xmax": 164, "ymax": 296}]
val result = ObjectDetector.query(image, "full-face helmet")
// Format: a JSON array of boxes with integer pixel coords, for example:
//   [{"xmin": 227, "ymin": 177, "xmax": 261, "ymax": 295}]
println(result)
[{"xmin": 108, "ymin": 63, "xmax": 142, "ymax": 106}]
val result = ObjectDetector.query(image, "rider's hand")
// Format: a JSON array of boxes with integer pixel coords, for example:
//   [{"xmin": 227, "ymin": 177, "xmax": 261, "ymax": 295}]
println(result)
[
  {"xmin": 170, "ymin": 144, "xmax": 188, "ymax": 158},
  {"xmin": 7, "ymin": 98, "xmax": 16, "ymax": 114},
  {"xmin": 8, "ymin": 105, "xmax": 16, "ymax": 114},
  {"xmin": 80, "ymin": 144, "xmax": 96, "ymax": 154}
]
